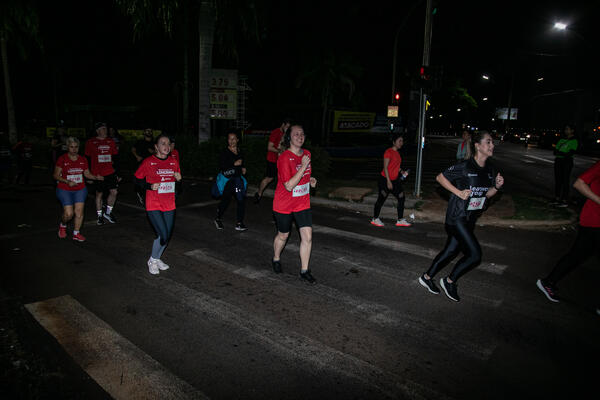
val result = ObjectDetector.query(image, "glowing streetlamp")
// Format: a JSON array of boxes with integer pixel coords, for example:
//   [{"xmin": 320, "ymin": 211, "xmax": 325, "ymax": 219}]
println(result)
[{"xmin": 553, "ymin": 22, "xmax": 567, "ymax": 30}]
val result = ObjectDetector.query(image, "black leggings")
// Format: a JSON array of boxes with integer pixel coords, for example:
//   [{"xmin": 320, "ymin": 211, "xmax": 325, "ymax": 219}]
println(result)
[
  {"xmin": 217, "ymin": 179, "xmax": 245, "ymax": 223},
  {"xmin": 373, "ymin": 176, "xmax": 405, "ymax": 219},
  {"xmin": 545, "ymin": 226, "xmax": 600, "ymax": 286},
  {"xmin": 426, "ymin": 219, "xmax": 482, "ymax": 282},
  {"xmin": 554, "ymin": 157, "xmax": 573, "ymax": 201}
]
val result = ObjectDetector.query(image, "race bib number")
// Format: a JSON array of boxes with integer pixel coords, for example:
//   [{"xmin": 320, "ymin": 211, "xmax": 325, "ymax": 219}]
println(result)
[
  {"xmin": 98, "ymin": 154, "xmax": 112, "ymax": 163},
  {"xmin": 67, "ymin": 174, "xmax": 83, "ymax": 184},
  {"xmin": 292, "ymin": 182, "xmax": 310, "ymax": 197},
  {"xmin": 467, "ymin": 197, "xmax": 485, "ymax": 211},
  {"xmin": 158, "ymin": 181, "xmax": 175, "ymax": 194}
]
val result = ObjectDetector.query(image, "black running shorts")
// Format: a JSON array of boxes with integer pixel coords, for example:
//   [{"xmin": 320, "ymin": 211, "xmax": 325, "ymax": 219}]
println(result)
[
  {"xmin": 95, "ymin": 173, "xmax": 118, "ymax": 193},
  {"xmin": 273, "ymin": 209, "xmax": 312, "ymax": 233}
]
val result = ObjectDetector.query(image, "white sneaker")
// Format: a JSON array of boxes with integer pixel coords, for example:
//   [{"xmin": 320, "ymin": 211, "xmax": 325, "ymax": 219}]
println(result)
[
  {"xmin": 395, "ymin": 218, "xmax": 412, "ymax": 227},
  {"xmin": 155, "ymin": 259, "xmax": 170, "ymax": 271},
  {"xmin": 370, "ymin": 218, "xmax": 384, "ymax": 227},
  {"xmin": 147, "ymin": 257, "xmax": 160, "ymax": 275}
]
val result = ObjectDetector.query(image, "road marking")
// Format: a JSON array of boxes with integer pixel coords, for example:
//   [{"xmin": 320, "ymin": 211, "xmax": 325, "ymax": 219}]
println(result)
[
  {"xmin": 524, "ymin": 154, "xmax": 553, "ymax": 164},
  {"xmin": 139, "ymin": 273, "xmax": 452, "ymax": 400},
  {"xmin": 179, "ymin": 200, "xmax": 219, "ymax": 209},
  {"xmin": 25, "ymin": 295, "xmax": 208, "ymax": 400}
]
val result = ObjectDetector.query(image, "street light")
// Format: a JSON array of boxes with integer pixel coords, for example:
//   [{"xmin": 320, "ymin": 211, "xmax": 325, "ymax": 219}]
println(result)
[
  {"xmin": 537, "ymin": 77, "xmax": 544, "ymax": 82},
  {"xmin": 554, "ymin": 22, "xmax": 567, "ymax": 30},
  {"xmin": 482, "ymin": 97, "xmax": 488, "ymax": 101},
  {"xmin": 482, "ymin": 74, "xmax": 490, "ymax": 80}
]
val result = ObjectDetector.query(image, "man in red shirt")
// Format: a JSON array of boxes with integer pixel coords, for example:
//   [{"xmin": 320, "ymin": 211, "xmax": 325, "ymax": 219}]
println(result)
[
  {"xmin": 537, "ymin": 161, "xmax": 600, "ymax": 305},
  {"xmin": 254, "ymin": 118, "xmax": 291, "ymax": 204},
  {"xmin": 85, "ymin": 122, "xmax": 119, "ymax": 225}
]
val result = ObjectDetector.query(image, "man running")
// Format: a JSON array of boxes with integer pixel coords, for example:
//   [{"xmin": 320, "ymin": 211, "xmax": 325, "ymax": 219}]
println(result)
[
  {"xmin": 254, "ymin": 118, "xmax": 291, "ymax": 204},
  {"xmin": 85, "ymin": 122, "xmax": 119, "ymax": 225}
]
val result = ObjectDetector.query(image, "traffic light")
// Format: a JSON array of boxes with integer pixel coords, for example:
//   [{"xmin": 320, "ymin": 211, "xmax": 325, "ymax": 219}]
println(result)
[
  {"xmin": 394, "ymin": 93, "xmax": 400, "ymax": 101},
  {"xmin": 418, "ymin": 65, "xmax": 443, "ymax": 90}
]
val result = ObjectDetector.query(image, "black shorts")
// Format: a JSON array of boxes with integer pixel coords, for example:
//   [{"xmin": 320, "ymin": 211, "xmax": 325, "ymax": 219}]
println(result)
[
  {"xmin": 273, "ymin": 209, "xmax": 312, "ymax": 233},
  {"xmin": 95, "ymin": 173, "xmax": 118, "ymax": 193},
  {"xmin": 377, "ymin": 175, "xmax": 404, "ymax": 196},
  {"xmin": 265, "ymin": 161, "xmax": 277, "ymax": 178}
]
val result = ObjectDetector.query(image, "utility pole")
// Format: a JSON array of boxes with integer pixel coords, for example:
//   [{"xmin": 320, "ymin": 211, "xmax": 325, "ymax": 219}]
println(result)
[{"xmin": 414, "ymin": 0, "xmax": 433, "ymax": 197}]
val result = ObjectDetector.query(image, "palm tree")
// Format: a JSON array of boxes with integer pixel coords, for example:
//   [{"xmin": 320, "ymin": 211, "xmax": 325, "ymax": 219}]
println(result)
[
  {"xmin": 0, "ymin": 0, "xmax": 41, "ymax": 143},
  {"xmin": 296, "ymin": 52, "xmax": 362, "ymax": 145}
]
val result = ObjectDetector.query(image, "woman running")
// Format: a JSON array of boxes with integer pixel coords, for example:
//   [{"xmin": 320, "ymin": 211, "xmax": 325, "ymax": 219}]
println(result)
[
  {"xmin": 371, "ymin": 133, "xmax": 411, "ymax": 227},
  {"xmin": 134, "ymin": 135, "xmax": 182, "ymax": 275},
  {"xmin": 214, "ymin": 131, "xmax": 248, "ymax": 231},
  {"xmin": 418, "ymin": 130, "xmax": 504, "ymax": 302},
  {"xmin": 53, "ymin": 137, "xmax": 100, "ymax": 242},
  {"xmin": 272, "ymin": 124, "xmax": 318, "ymax": 284}
]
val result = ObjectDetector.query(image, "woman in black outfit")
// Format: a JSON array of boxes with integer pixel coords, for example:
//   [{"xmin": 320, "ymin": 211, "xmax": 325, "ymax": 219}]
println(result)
[
  {"xmin": 418, "ymin": 130, "xmax": 504, "ymax": 302},
  {"xmin": 214, "ymin": 131, "xmax": 248, "ymax": 231}
]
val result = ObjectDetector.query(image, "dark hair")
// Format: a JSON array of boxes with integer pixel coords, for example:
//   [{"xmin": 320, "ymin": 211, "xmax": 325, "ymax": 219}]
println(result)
[
  {"xmin": 281, "ymin": 123, "xmax": 303, "ymax": 150},
  {"xmin": 154, "ymin": 133, "xmax": 170, "ymax": 145},
  {"xmin": 471, "ymin": 130, "xmax": 491, "ymax": 155},
  {"xmin": 391, "ymin": 132, "xmax": 404, "ymax": 143},
  {"xmin": 282, "ymin": 117, "xmax": 292, "ymax": 125}
]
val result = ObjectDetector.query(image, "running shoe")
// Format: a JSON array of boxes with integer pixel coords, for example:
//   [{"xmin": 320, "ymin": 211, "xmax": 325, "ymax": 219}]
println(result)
[
  {"xmin": 440, "ymin": 277, "xmax": 460, "ymax": 302},
  {"xmin": 147, "ymin": 258, "xmax": 160, "ymax": 275},
  {"xmin": 104, "ymin": 212, "xmax": 117, "ymax": 223},
  {"xmin": 370, "ymin": 218, "xmax": 384, "ymax": 227},
  {"xmin": 536, "ymin": 279, "xmax": 559, "ymax": 303},
  {"xmin": 235, "ymin": 222, "xmax": 248, "ymax": 232},
  {"xmin": 272, "ymin": 260, "xmax": 282, "ymax": 274},
  {"xmin": 300, "ymin": 269, "xmax": 316, "ymax": 284},
  {"xmin": 214, "ymin": 219, "xmax": 224, "ymax": 230},
  {"xmin": 97, "ymin": 214, "xmax": 105, "ymax": 225},
  {"xmin": 155, "ymin": 259, "xmax": 170, "ymax": 271},
  {"xmin": 395, "ymin": 218, "xmax": 412, "ymax": 227},
  {"xmin": 253, "ymin": 193, "xmax": 261, "ymax": 204},
  {"xmin": 72, "ymin": 232, "xmax": 86, "ymax": 242},
  {"xmin": 58, "ymin": 225, "xmax": 67, "ymax": 239},
  {"xmin": 419, "ymin": 274, "xmax": 440, "ymax": 294}
]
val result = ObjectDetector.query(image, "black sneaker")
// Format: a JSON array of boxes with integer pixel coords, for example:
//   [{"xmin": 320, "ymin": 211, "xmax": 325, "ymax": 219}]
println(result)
[
  {"xmin": 419, "ymin": 274, "xmax": 440, "ymax": 294},
  {"xmin": 96, "ymin": 214, "xmax": 105, "ymax": 225},
  {"xmin": 536, "ymin": 279, "xmax": 559, "ymax": 303},
  {"xmin": 440, "ymin": 277, "xmax": 460, "ymax": 302},
  {"xmin": 300, "ymin": 269, "xmax": 316, "ymax": 284},
  {"xmin": 104, "ymin": 212, "xmax": 117, "ymax": 224},
  {"xmin": 214, "ymin": 219, "xmax": 224, "ymax": 230},
  {"xmin": 253, "ymin": 193, "xmax": 261, "ymax": 204},
  {"xmin": 272, "ymin": 260, "xmax": 282, "ymax": 274},
  {"xmin": 235, "ymin": 222, "xmax": 248, "ymax": 232}
]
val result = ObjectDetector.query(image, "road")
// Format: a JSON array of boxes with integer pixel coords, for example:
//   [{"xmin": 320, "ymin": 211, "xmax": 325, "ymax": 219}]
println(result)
[{"xmin": 1, "ymin": 169, "xmax": 599, "ymax": 399}]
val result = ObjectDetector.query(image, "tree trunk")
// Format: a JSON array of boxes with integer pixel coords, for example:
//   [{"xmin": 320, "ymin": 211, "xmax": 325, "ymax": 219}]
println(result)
[
  {"xmin": 197, "ymin": 0, "xmax": 215, "ymax": 143},
  {"xmin": 1, "ymin": 37, "xmax": 17, "ymax": 143},
  {"xmin": 182, "ymin": 9, "xmax": 190, "ymax": 135}
]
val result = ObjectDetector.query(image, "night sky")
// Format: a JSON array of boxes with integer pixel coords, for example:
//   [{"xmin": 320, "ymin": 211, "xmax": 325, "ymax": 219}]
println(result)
[{"xmin": 1, "ymin": 0, "xmax": 598, "ymax": 136}]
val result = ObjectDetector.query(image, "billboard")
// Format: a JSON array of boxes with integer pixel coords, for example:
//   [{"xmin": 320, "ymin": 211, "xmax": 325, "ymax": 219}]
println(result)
[
  {"xmin": 210, "ymin": 69, "xmax": 237, "ymax": 120},
  {"xmin": 332, "ymin": 111, "xmax": 376, "ymax": 133},
  {"xmin": 495, "ymin": 107, "xmax": 518, "ymax": 120}
]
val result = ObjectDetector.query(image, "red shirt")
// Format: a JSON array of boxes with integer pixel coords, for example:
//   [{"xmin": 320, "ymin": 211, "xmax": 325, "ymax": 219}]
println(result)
[
  {"xmin": 578, "ymin": 161, "xmax": 600, "ymax": 227},
  {"xmin": 380, "ymin": 148, "xmax": 402, "ymax": 181},
  {"xmin": 273, "ymin": 149, "xmax": 312, "ymax": 214},
  {"xmin": 134, "ymin": 155, "xmax": 180, "ymax": 212},
  {"xmin": 56, "ymin": 154, "xmax": 88, "ymax": 191},
  {"xmin": 84, "ymin": 137, "xmax": 118, "ymax": 176},
  {"xmin": 170, "ymin": 149, "xmax": 180, "ymax": 163},
  {"xmin": 13, "ymin": 141, "xmax": 33, "ymax": 161},
  {"xmin": 266, "ymin": 128, "xmax": 285, "ymax": 163}
]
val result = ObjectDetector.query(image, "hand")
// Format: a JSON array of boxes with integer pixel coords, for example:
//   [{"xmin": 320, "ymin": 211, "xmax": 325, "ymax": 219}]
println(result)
[
  {"xmin": 151, "ymin": 183, "xmax": 160, "ymax": 190},
  {"xmin": 241, "ymin": 167, "xmax": 247, "ymax": 175},
  {"xmin": 174, "ymin": 172, "xmax": 182, "ymax": 181},
  {"xmin": 386, "ymin": 180, "xmax": 393, "ymax": 190},
  {"xmin": 495, "ymin": 173, "xmax": 504, "ymax": 189},
  {"xmin": 234, "ymin": 159, "xmax": 242, "ymax": 166},
  {"xmin": 310, "ymin": 177, "xmax": 317, "ymax": 188},
  {"xmin": 457, "ymin": 189, "xmax": 472, "ymax": 200},
  {"xmin": 301, "ymin": 154, "xmax": 310, "ymax": 168},
  {"xmin": 96, "ymin": 175, "xmax": 104, "ymax": 181},
  {"xmin": 402, "ymin": 170, "xmax": 409, "ymax": 178},
  {"xmin": 67, "ymin": 180, "xmax": 76, "ymax": 187}
]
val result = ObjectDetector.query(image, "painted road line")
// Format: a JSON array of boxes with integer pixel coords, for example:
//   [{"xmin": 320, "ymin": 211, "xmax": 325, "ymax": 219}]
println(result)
[
  {"xmin": 313, "ymin": 224, "xmax": 508, "ymax": 275},
  {"xmin": 184, "ymin": 248, "xmax": 498, "ymax": 359},
  {"xmin": 25, "ymin": 295, "xmax": 208, "ymax": 400},
  {"xmin": 139, "ymin": 273, "xmax": 451, "ymax": 400},
  {"xmin": 179, "ymin": 200, "xmax": 220, "ymax": 209},
  {"xmin": 524, "ymin": 154, "xmax": 553, "ymax": 164}
]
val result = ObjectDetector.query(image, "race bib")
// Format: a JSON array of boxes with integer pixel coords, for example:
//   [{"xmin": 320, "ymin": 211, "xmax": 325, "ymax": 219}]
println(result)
[
  {"xmin": 292, "ymin": 182, "xmax": 310, "ymax": 197},
  {"xmin": 467, "ymin": 196, "xmax": 485, "ymax": 211},
  {"xmin": 158, "ymin": 181, "xmax": 175, "ymax": 194},
  {"xmin": 98, "ymin": 154, "xmax": 112, "ymax": 163},
  {"xmin": 67, "ymin": 174, "xmax": 83, "ymax": 184}
]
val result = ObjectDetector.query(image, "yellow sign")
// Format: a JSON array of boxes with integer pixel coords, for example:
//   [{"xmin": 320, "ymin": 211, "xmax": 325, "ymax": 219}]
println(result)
[
  {"xmin": 387, "ymin": 106, "xmax": 399, "ymax": 118},
  {"xmin": 426, "ymin": 100, "xmax": 431, "ymax": 110},
  {"xmin": 332, "ymin": 111, "xmax": 376, "ymax": 133}
]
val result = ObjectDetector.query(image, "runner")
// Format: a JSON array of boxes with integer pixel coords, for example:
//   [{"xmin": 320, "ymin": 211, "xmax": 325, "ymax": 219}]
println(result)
[
  {"xmin": 134, "ymin": 134, "xmax": 182, "ymax": 275},
  {"xmin": 537, "ymin": 161, "xmax": 600, "ymax": 305},
  {"xmin": 456, "ymin": 129, "xmax": 472, "ymax": 161},
  {"xmin": 370, "ymin": 133, "xmax": 411, "ymax": 227},
  {"xmin": 85, "ymin": 122, "xmax": 119, "ymax": 225},
  {"xmin": 169, "ymin": 136, "xmax": 180, "ymax": 163},
  {"xmin": 272, "ymin": 124, "xmax": 318, "ymax": 284},
  {"xmin": 418, "ymin": 130, "xmax": 504, "ymax": 302},
  {"xmin": 53, "ymin": 137, "xmax": 100, "ymax": 242},
  {"xmin": 214, "ymin": 131, "xmax": 248, "ymax": 231},
  {"xmin": 552, "ymin": 124, "xmax": 578, "ymax": 207},
  {"xmin": 254, "ymin": 118, "xmax": 291, "ymax": 204}
]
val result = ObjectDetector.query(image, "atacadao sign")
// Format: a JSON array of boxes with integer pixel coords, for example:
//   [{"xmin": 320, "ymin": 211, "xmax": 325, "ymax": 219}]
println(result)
[{"xmin": 332, "ymin": 111, "xmax": 376, "ymax": 133}]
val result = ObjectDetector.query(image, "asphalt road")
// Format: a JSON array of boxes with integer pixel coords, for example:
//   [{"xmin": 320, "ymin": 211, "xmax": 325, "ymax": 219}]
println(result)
[{"xmin": 1, "ymin": 169, "xmax": 599, "ymax": 399}]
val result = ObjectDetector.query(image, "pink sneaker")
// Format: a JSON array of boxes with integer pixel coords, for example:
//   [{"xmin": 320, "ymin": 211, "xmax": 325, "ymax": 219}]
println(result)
[
  {"xmin": 58, "ymin": 225, "xmax": 67, "ymax": 239},
  {"xmin": 370, "ymin": 218, "xmax": 384, "ymax": 227},
  {"xmin": 72, "ymin": 232, "xmax": 86, "ymax": 242}
]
